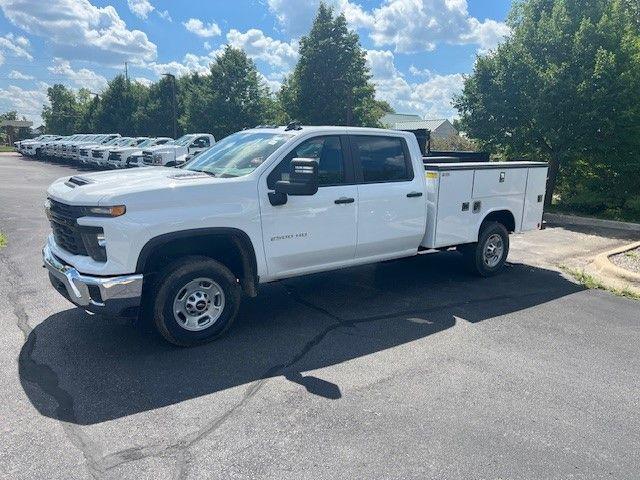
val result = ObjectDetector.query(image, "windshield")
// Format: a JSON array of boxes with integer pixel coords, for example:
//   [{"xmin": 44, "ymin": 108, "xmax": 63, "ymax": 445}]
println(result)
[
  {"xmin": 137, "ymin": 139, "xmax": 154, "ymax": 148},
  {"xmin": 174, "ymin": 134, "xmax": 196, "ymax": 146},
  {"xmin": 100, "ymin": 137, "xmax": 120, "ymax": 146},
  {"xmin": 184, "ymin": 131, "xmax": 292, "ymax": 178}
]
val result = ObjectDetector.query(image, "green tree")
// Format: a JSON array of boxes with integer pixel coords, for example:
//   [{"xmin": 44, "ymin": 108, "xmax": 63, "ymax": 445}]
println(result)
[
  {"xmin": 42, "ymin": 84, "xmax": 79, "ymax": 135},
  {"xmin": 182, "ymin": 46, "xmax": 273, "ymax": 139},
  {"xmin": 95, "ymin": 75, "xmax": 148, "ymax": 136},
  {"xmin": 455, "ymin": 0, "xmax": 640, "ymax": 211},
  {"xmin": 135, "ymin": 77, "xmax": 179, "ymax": 137},
  {"xmin": 75, "ymin": 89, "xmax": 100, "ymax": 133},
  {"xmin": 280, "ymin": 3, "xmax": 385, "ymax": 127}
]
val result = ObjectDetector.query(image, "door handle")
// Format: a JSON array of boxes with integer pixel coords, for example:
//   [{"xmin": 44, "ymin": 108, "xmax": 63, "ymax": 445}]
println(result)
[
  {"xmin": 406, "ymin": 191, "xmax": 423, "ymax": 198},
  {"xmin": 334, "ymin": 197, "xmax": 355, "ymax": 204}
]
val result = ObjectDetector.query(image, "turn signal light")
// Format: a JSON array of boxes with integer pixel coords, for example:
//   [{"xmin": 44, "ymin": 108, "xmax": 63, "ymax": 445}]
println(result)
[{"xmin": 88, "ymin": 205, "xmax": 126, "ymax": 217}]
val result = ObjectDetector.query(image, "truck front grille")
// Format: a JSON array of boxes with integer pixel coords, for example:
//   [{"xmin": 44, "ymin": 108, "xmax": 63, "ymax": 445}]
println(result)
[
  {"xmin": 92, "ymin": 150, "xmax": 102, "ymax": 158},
  {"xmin": 108, "ymin": 152, "xmax": 121, "ymax": 162},
  {"xmin": 48, "ymin": 200, "xmax": 88, "ymax": 255}
]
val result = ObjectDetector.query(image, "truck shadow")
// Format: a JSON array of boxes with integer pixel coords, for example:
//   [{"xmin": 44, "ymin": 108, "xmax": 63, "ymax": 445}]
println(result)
[{"xmin": 20, "ymin": 251, "xmax": 584, "ymax": 425}]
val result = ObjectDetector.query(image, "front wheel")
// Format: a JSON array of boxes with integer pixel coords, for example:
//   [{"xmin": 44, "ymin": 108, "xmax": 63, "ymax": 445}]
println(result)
[
  {"xmin": 462, "ymin": 222, "xmax": 510, "ymax": 277},
  {"xmin": 151, "ymin": 256, "xmax": 241, "ymax": 346}
]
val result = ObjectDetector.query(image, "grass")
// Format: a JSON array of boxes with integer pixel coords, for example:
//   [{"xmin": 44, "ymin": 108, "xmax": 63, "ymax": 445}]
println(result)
[
  {"xmin": 561, "ymin": 265, "xmax": 640, "ymax": 301},
  {"xmin": 547, "ymin": 204, "xmax": 640, "ymax": 224},
  {"xmin": 0, "ymin": 146, "xmax": 15, "ymax": 153},
  {"xmin": 624, "ymin": 251, "xmax": 639, "ymax": 260},
  {"xmin": 0, "ymin": 232, "xmax": 7, "ymax": 249}
]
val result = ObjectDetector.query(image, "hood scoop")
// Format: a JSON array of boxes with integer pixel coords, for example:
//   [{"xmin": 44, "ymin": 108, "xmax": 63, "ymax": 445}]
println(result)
[
  {"xmin": 167, "ymin": 172, "xmax": 212, "ymax": 180},
  {"xmin": 64, "ymin": 176, "xmax": 94, "ymax": 188}
]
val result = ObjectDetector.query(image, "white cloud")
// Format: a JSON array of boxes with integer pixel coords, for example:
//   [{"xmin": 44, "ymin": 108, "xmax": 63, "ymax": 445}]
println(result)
[
  {"xmin": 127, "ymin": 0, "xmax": 154, "ymax": 19},
  {"xmin": 0, "ymin": 32, "xmax": 33, "ymax": 62},
  {"xmin": 363, "ymin": 0, "xmax": 510, "ymax": 53},
  {"xmin": 366, "ymin": 49, "xmax": 464, "ymax": 119},
  {"xmin": 183, "ymin": 18, "xmax": 221, "ymax": 38},
  {"xmin": 48, "ymin": 58, "xmax": 108, "ymax": 92},
  {"xmin": 144, "ymin": 50, "xmax": 222, "ymax": 77},
  {"xmin": 157, "ymin": 9, "xmax": 171, "ymax": 21},
  {"xmin": 226, "ymin": 29, "xmax": 298, "ymax": 69},
  {"xmin": 8, "ymin": 69, "xmax": 34, "ymax": 80},
  {"xmin": 144, "ymin": 28, "xmax": 298, "ymax": 80},
  {"xmin": 134, "ymin": 77, "xmax": 153, "ymax": 86},
  {"xmin": 267, "ymin": 0, "xmax": 510, "ymax": 53},
  {"xmin": 0, "ymin": 0, "xmax": 157, "ymax": 65},
  {"xmin": 0, "ymin": 83, "xmax": 49, "ymax": 124}
]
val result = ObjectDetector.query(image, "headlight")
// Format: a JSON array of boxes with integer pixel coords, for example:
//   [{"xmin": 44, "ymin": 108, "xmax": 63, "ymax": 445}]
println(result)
[{"xmin": 87, "ymin": 205, "xmax": 126, "ymax": 217}]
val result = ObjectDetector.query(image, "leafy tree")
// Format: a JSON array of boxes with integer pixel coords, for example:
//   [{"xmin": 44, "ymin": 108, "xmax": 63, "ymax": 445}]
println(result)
[
  {"xmin": 42, "ymin": 84, "xmax": 79, "ymax": 135},
  {"xmin": 455, "ymin": 0, "xmax": 640, "ymax": 211},
  {"xmin": 280, "ymin": 3, "xmax": 386, "ymax": 127},
  {"xmin": 75, "ymin": 89, "xmax": 100, "ymax": 133},
  {"xmin": 95, "ymin": 75, "xmax": 148, "ymax": 136},
  {"xmin": 135, "ymin": 76, "xmax": 179, "ymax": 137},
  {"xmin": 182, "ymin": 46, "xmax": 274, "ymax": 139}
]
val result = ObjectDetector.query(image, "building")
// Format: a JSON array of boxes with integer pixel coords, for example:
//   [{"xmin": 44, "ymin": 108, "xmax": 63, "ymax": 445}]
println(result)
[{"xmin": 380, "ymin": 114, "xmax": 458, "ymax": 139}]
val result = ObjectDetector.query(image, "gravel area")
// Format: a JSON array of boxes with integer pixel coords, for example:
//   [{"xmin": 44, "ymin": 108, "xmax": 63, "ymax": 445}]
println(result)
[{"xmin": 611, "ymin": 247, "xmax": 640, "ymax": 274}]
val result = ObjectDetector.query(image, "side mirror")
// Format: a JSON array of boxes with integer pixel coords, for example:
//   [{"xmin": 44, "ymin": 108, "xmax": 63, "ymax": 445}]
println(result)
[{"xmin": 269, "ymin": 158, "xmax": 319, "ymax": 206}]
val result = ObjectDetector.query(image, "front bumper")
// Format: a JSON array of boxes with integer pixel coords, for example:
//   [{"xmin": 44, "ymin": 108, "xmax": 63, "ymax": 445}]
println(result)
[{"xmin": 43, "ymin": 244, "xmax": 143, "ymax": 318}]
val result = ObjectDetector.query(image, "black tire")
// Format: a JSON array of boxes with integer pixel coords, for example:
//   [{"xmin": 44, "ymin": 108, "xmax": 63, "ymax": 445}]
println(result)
[
  {"xmin": 463, "ymin": 222, "xmax": 510, "ymax": 277},
  {"xmin": 151, "ymin": 256, "xmax": 241, "ymax": 347}
]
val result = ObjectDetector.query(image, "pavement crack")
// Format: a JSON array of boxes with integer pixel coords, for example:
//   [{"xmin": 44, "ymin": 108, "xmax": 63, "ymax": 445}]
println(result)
[{"xmin": 2, "ymin": 254, "xmax": 106, "ymax": 478}]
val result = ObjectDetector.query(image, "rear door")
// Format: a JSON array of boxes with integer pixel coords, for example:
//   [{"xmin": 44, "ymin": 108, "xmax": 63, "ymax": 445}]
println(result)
[
  {"xmin": 259, "ymin": 135, "xmax": 358, "ymax": 278},
  {"xmin": 351, "ymin": 135, "xmax": 426, "ymax": 260}
]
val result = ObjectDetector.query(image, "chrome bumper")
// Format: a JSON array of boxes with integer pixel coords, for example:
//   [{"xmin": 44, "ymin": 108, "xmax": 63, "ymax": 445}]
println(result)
[{"xmin": 43, "ymin": 244, "xmax": 143, "ymax": 318}]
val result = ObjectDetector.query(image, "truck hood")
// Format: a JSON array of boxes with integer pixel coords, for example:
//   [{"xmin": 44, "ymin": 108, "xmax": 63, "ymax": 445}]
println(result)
[
  {"xmin": 47, "ymin": 167, "xmax": 215, "ymax": 205},
  {"xmin": 110, "ymin": 146, "xmax": 139, "ymax": 155}
]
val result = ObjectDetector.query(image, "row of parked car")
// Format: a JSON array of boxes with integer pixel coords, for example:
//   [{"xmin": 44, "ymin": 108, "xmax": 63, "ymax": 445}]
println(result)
[{"xmin": 14, "ymin": 132, "xmax": 216, "ymax": 169}]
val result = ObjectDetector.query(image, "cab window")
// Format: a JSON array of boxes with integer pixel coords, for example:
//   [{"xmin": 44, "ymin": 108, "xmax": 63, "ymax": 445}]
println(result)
[
  {"xmin": 191, "ymin": 137, "xmax": 211, "ymax": 149},
  {"xmin": 267, "ymin": 135, "xmax": 350, "ymax": 189},
  {"xmin": 350, "ymin": 135, "xmax": 413, "ymax": 183}
]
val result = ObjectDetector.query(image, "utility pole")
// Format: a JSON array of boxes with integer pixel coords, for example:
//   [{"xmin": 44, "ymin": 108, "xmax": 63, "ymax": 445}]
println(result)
[
  {"xmin": 124, "ymin": 61, "xmax": 129, "ymax": 82},
  {"xmin": 163, "ymin": 73, "xmax": 178, "ymax": 139}
]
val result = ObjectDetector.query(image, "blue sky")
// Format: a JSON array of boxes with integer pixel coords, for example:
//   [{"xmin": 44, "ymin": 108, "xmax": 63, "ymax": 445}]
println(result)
[{"xmin": 0, "ymin": 0, "xmax": 513, "ymax": 125}]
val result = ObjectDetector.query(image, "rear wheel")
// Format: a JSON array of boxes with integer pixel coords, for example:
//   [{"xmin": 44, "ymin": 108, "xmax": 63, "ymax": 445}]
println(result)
[
  {"xmin": 462, "ymin": 222, "xmax": 510, "ymax": 277},
  {"xmin": 151, "ymin": 256, "xmax": 241, "ymax": 346}
]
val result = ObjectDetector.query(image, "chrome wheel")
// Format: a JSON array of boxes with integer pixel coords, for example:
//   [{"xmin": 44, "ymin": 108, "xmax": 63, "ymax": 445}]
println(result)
[
  {"xmin": 173, "ymin": 277, "xmax": 225, "ymax": 331},
  {"xmin": 483, "ymin": 234, "xmax": 504, "ymax": 268}
]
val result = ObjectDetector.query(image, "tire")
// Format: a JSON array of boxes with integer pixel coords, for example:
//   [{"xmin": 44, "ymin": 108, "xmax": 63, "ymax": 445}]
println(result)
[
  {"xmin": 463, "ymin": 222, "xmax": 510, "ymax": 277},
  {"xmin": 151, "ymin": 256, "xmax": 241, "ymax": 347}
]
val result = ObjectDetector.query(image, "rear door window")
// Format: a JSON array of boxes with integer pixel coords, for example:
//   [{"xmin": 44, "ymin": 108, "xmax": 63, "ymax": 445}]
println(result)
[{"xmin": 350, "ymin": 136, "xmax": 413, "ymax": 183}]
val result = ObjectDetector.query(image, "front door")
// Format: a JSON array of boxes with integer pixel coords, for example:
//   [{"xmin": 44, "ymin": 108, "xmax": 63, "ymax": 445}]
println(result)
[{"xmin": 259, "ymin": 135, "xmax": 357, "ymax": 279}]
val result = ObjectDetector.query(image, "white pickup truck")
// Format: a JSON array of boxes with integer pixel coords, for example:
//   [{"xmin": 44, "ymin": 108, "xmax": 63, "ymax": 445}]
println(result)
[
  {"xmin": 43, "ymin": 126, "xmax": 547, "ymax": 346},
  {"xmin": 139, "ymin": 133, "xmax": 215, "ymax": 167}
]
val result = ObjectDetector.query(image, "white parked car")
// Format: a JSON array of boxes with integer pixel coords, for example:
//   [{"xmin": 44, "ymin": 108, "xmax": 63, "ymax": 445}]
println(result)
[
  {"xmin": 88, "ymin": 137, "xmax": 135, "ymax": 167},
  {"xmin": 68, "ymin": 134, "xmax": 120, "ymax": 162},
  {"xmin": 47, "ymin": 134, "xmax": 81, "ymax": 159},
  {"xmin": 107, "ymin": 137, "xmax": 173, "ymax": 168},
  {"xmin": 43, "ymin": 125, "xmax": 548, "ymax": 346},
  {"xmin": 78, "ymin": 135, "xmax": 122, "ymax": 164},
  {"xmin": 140, "ymin": 133, "xmax": 215, "ymax": 167},
  {"xmin": 42, "ymin": 136, "xmax": 71, "ymax": 158},
  {"xmin": 60, "ymin": 134, "xmax": 94, "ymax": 160},
  {"xmin": 105, "ymin": 137, "xmax": 152, "ymax": 168},
  {"xmin": 19, "ymin": 135, "xmax": 59, "ymax": 157}
]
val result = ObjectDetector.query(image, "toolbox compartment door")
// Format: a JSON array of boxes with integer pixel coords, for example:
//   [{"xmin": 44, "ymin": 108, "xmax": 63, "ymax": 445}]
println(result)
[{"xmin": 521, "ymin": 167, "xmax": 548, "ymax": 231}]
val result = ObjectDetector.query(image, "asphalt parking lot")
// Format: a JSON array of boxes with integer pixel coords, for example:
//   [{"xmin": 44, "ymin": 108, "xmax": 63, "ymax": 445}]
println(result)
[{"xmin": 1, "ymin": 152, "xmax": 639, "ymax": 479}]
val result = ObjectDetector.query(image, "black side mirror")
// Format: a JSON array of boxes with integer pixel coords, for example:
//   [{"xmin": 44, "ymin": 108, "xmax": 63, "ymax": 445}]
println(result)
[{"xmin": 269, "ymin": 158, "xmax": 319, "ymax": 206}]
